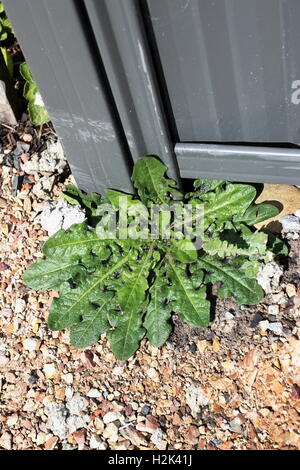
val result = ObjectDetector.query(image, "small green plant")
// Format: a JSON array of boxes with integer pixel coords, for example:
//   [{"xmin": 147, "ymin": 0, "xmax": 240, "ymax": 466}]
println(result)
[
  {"xmin": 20, "ymin": 62, "xmax": 51, "ymax": 126},
  {"xmin": 0, "ymin": 2, "xmax": 50, "ymax": 125},
  {"xmin": 23, "ymin": 157, "xmax": 287, "ymax": 360},
  {"xmin": 0, "ymin": 2, "xmax": 14, "ymax": 43}
]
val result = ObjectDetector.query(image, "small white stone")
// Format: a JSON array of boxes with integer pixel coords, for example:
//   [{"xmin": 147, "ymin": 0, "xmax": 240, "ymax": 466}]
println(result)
[
  {"xmin": 15, "ymin": 298, "xmax": 26, "ymax": 313},
  {"xmin": 257, "ymin": 262, "xmax": 283, "ymax": 294},
  {"xmin": 103, "ymin": 422, "xmax": 119, "ymax": 442},
  {"xmin": 43, "ymin": 363, "xmax": 57, "ymax": 379},
  {"xmin": 6, "ymin": 414, "xmax": 18, "ymax": 426},
  {"xmin": 286, "ymin": 283, "xmax": 297, "ymax": 298},
  {"xmin": 280, "ymin": 215, "xmax": 300, "ymax": 232},
  {"xmin": 0, "ymin": 432, "xmax": 12, "ymax": 450},
  {"xmin": 65, "ymin": 387, "xmax": 74, "ymax": 400},
  {"xmin": 0, "ymin": 355, "xmax": 9, "ymax": 367},
  {"xmin": 103, "ymin": 411, "xmax": 122, "ymax": 424},
  {"xmin": 23, "ymin": 338, "xmax": 40, "ymax": 351},
  {"xmin": 146, "ymin": 367, "xmax": 159, "ymax": 381},
  {"xmin": 62, "ymin": 373, "xmax": 73, "ymax": 385},
  {"xmin": 259, "ymin": 320, "xmax": 270, "ymax": 332},
  {"xmin": 294, "ymin": 209, "xmax": 300, "ymax": 218},
  {"xmin": 225, "ymin": 311, "xmax": 234, "ymax": 320},
  {"xmin": 267, "ymin": 322, "xmax": 284, "ymax": 335},
  {"xmin": 87, "ymin": 388, "xmax": 102, "ymax": 399},
  {"xmin": 89, "ymin": 433, "xmax": 105, "ymax": 449},
  {"xmin": 40, "ymin": 199, "xmax": 85, "ymax": 236},
  {"xmin": 268, "ymin": 305, "xmax": 279, "ymax": 316}
]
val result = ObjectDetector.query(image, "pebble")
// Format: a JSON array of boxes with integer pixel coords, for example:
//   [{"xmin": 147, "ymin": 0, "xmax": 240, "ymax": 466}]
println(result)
[
  {"xmin": 286, "ymin": 283, "xmax": 297, "ymax": 298},
  {"xmin": 23, "ymin": 338, "xmax": 40, "ymax": 351},
  {"xmin": 62, "ymin": 373, "xmax": 73, "ymax": 385},
  {"xmin": 150, "ymin": 428, "xmax": 167, "ymax": 449},
  {"xmin": 279, "ymin": 215, "xmax": 300, "ymax": 232},
  {"xmin": 259, "ymin": 320, "xmax": 269, "ymax": 332},
  {"xmin": 146, "ymin": 367, "xmax": 159, "ymax": 381},
  {"xmin": 0, "ymin": 355, "xmax": 9, "ymax": 367},
  {"xmin": 0, "ymin": 432, "xmax": 12, "ymax": 450},
  {"xmin": 229, "ymin": 417, "xmax": 243, "ymax": 434},
  {"xmin": 268, "ymin": 305, "xmax": 279, "ymax": 316},
  {"xmin": 44, "ymin": 436, "xmax": 58, "ymax": 450},
  {"xmin": 103, "ymin": 411, "xmax": 122, "ymax": 424},
  {"xmin": 103, "ymin": 423, "xmax": 119, "ymax": 442},
  {"xmin": 225, "ymin": 311, "xmax": 234, "ymax": 320},
  {"xmin": 40, "ymin": 199, "xmax": 85, "ymax": 236},
  {"xmin": 15, "ymin": 298, "xmax": 26, "ymax": 314},
  {"xmin": 141, "ymin": 405, "xmax": 150, "ymax": 416},
  {"xmin": 257, "ymin": 262, "xmax": 283, "ymax": 294},
  {"xmin": 89, "ymin": 434, "xmax": 106, "ymax": 449},
  {"xmin": 43, "ymin": 363, "xmax": 57, "ymax": 379},
  {"xmin": 87, "ymin": 388, "xmax": 102, "ymax": 399},
  {"xmin": 267, "ymin": 322, "xmax": 285, "ymax": 335},
  {"xmin": 6, "ymin": 414, "xmax": 18, "ymax": 426}
]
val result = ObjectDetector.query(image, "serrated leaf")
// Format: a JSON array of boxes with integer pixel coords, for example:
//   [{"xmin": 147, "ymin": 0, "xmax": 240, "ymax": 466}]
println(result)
[
  {"xmin": 42, "ymin": 223, "xmax": 104, "ymax": 258},
  {"xmin": 108, "ymin": 312, "xmax": 145, "ymax": 361},
  {"xmin": 109, "ymin": 250, "xmax": 153, "ymax": 360},
  {"xmin": 1, "ymin": 48, "xmax": 13, "ymax": 76},
  {"xmin": 48, "ymin": 253, "xmax": 130, "ymax": 330},
  {"xmin": 70, "ymin": 292, "xmax": 113, "ymax": 348},
  {"xmin": 144, "ymin": 277, "xmax": 172, "ymax": 347},
  {"xmin": 20, "ymin": 62, "xmax": 51, "ymax": 126},
  {"xmin": 118, "ymin": 251, "xmax": 152, "ymax": 314},
  {"xmin": 193, "ymin": 179, "xmax": 225, "ymax": 193},
  {"xmin": 132, "ymin": 156, "xmax": 181, "ymax": 204},
  {"xmin": 62, "ymin": 185, "xmax": 102, "ymax": 216},
  {"xmin": 169, "ymin": 238, "xmax": 198, "ymax": 263},
  {"xmin": 28, "ymin": 102, "xmax": 51, "ymax": 126},
  {"xmin": 197, "ymin": 255, "xmax": 264, "ymax": 305},
  {"xmin": 194, "ymin": 183, "xmax": 256, "ymax": 230},
  {"xmin": 23, "ymin": 256, "xmax": 82, "ymax": 291},
  {"xmin": 167, "ymin": 260, "xmax": 210, "ymax": 327},
  {"xmin": 233, "ymin": 203, "xmax": 279, "ymax": 226}
]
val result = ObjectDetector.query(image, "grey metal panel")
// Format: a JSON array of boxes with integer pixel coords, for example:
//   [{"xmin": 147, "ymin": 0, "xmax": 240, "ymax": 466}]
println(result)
[
  {"xmin": 5, "ymin": 0, "xmax": 133, "ymax": 194},
  {"xmin": 84, "ymin": 0, "xmax": 180, "ymax": 182},
  {"xmin": 176, "ymin": 143, "xmax": 300, "ymax": 184},
  {"xmin": 147, "ymin": 0, "xmax": 300, "ymax": 144}
]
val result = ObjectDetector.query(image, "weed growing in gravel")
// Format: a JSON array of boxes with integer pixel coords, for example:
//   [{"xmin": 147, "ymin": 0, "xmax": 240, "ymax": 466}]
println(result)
[{"xmin": 23, "ymin": 156, "xmax": 287, "ymax": 360}]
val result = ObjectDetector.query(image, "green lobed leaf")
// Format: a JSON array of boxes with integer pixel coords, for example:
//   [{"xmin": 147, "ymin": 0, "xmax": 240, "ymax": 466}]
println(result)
[
  {"xmin": 23, "ymin": 256, "xmax": 82, "ymax": 291},
  {"xmin": 109, "ymin": 249, "xmax": 154, "ymax": 360},
  {"xmin": 42, "ymin": 222, "xmax": 105, "ymax": 258},
  {"xmin": 169, "ymin": 238, "xmax": 198, "ymax": 263},
  {"xmin": 144, "ymin": 277, "xmax": 172, "ymax": 348},
  {"xmin": 132, "ymin": 156, "xmax": 181, "ymax": 205},
  {"xmin": 108, "ymin": 311, "xmax": 145, "ymax": 361},
  {"xmin": 166, "ymin": 260, "xmax": 210, "ymax": 328},
  {"xmin": 62, "ymin": 185, "xmax": 102, "ymax": 216},
  {"xmin": 233, "ymin": 203, "xmax": 280, "ymax": 226},
  {"xmin": 197, "ymin": 255, "xmax": 264, "ymax": 305},
  {"xmin": 70, "ymin": 292, "xmax": 113, "ymax": 348},
  {"xmin": 48, "ymin": 253, "xmax": 130, "ymax": 330},
  {"xmin": 28, "ymin": 102, "xmax": 51, "ymax": 126},
  {"xmin": 20, "ymin": 62, "xmax": 51, "ymax": 126},
  {"xmin": 194, "ymin": 183, "xmax": 256, "ymax": 230}
]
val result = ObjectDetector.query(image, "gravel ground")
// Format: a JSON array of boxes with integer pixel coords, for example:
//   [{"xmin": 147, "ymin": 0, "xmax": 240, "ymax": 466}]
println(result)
[{"xmin": 0, "ymin": 129, "xmax": 300, "ymax": 450}]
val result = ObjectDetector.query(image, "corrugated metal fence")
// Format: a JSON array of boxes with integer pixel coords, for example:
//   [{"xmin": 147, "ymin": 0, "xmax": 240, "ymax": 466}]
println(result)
[{"xmin": 6, "ymin": 0, "xmax": 300, "ymax": 192}]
